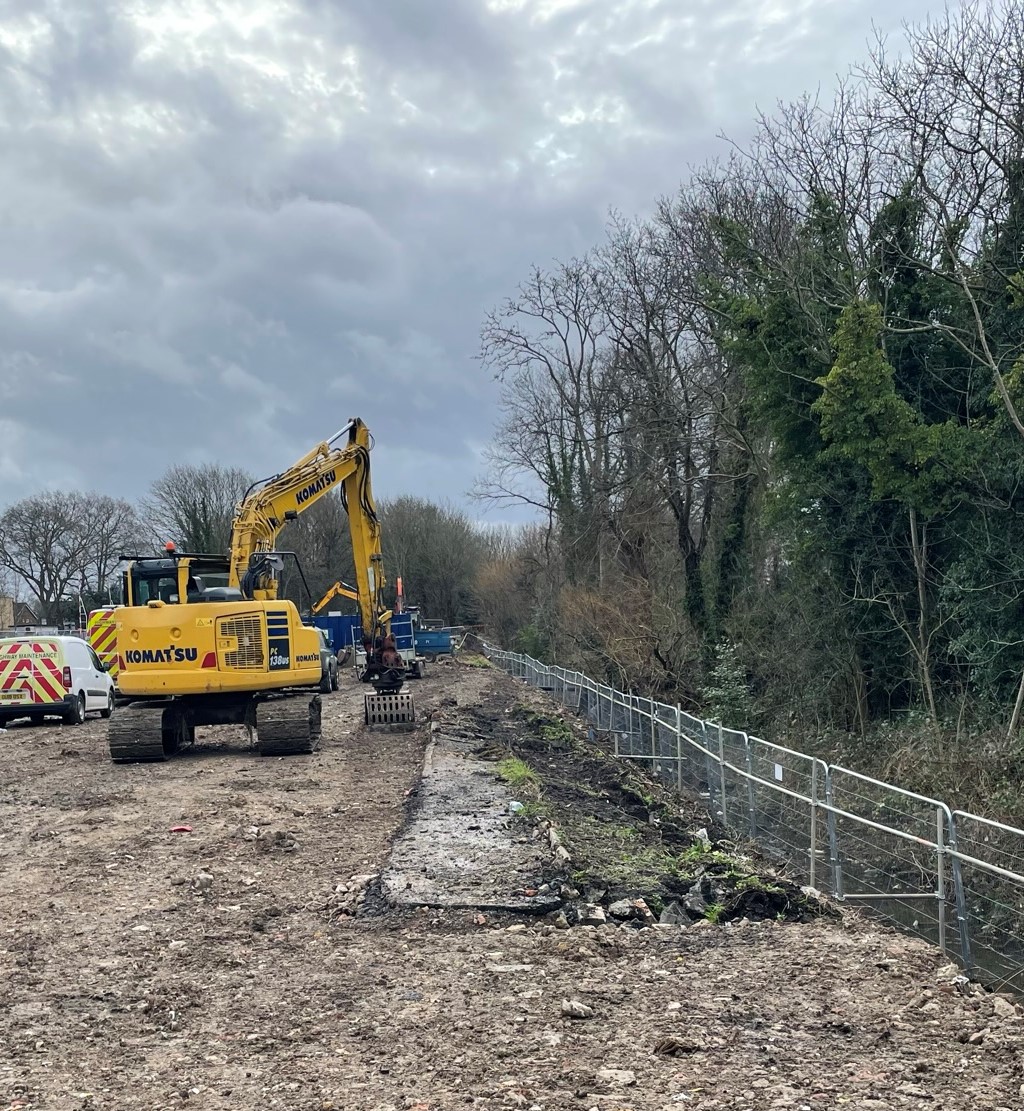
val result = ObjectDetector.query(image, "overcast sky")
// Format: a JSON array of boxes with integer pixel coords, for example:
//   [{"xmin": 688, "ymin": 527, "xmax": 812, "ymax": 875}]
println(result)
[{"xmin": 0, "ymin": 0, "xmax": 945, "ymax": 522}]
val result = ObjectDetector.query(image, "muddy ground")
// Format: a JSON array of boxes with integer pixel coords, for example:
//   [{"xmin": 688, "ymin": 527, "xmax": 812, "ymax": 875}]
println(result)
[{"xmin": 1, "ymin": 659, "xmax": 1023, "ymax": 1111}]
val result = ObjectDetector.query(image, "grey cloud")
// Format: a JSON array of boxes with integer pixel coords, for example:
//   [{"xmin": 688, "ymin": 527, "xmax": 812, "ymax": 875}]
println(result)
[{"xmin": 0, "ymin": 0, "xmax": 952, "ymax": 523}]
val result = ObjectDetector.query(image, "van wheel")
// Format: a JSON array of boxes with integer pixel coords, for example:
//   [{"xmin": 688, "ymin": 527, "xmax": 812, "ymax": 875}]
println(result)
[
  {"xmin": 63, "ymin": 692, "xmax": 86, "ymax": 726},
  {"xmin": 100, "ymin": 691, "xmax": 115, "ymax": 719},
  {"xmin": 330, "ymin": 666, "xmax": 339, "ymax": 692},
  {"xmin": 319, "ymin": 670, "xmax": 332, "ymax": 694}
]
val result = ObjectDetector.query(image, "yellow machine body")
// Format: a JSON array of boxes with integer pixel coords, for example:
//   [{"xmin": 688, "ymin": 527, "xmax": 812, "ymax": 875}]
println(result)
[{"xmin": 115, "ymin": 597, "xmax": 322, "ymax": 698}]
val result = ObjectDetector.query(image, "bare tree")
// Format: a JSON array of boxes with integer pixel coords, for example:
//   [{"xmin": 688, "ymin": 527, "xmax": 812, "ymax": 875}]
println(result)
[
  {"xmin": 145, "ymin": 464, "xmax": 254, "ymax": 554},
  {"xmin": 480, "ymin": 259, "xmax": 621, "ymax": 585},
  {"xmin": 74, "ymin": 496, "xmax": 144, "ymax": 604},
  {"xmin": 0, "ymin": 493, "xmax": 99, "ymax": 622},
  {"xmin": 473, "ymin": 523, "xmax": 562, "ymax": 654},
  {"xmin": 865, "ymin": 2, "xmax": 1024, "ymax": 435},
  {"xmin": 594, "ymin": 206, "xmax": 756, "ymax": 639},
  {"xmin": 378, "ymin": 497, "xmax": 485, "ymax": 625}
]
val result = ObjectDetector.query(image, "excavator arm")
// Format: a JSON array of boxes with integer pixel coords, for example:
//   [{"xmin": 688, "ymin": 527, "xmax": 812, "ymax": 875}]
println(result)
[
  {"xmin": 311, "ymin": 579, "xmax": 359, "ymax": 615},
  {"xmin": 228, "ymin": 419, "xmax": 390, "ymax": 644}
]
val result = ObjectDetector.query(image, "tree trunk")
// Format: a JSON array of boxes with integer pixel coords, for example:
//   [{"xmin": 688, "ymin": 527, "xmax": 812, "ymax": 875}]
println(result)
[
  {"xmin": 908, "ymin": 508, "xmax": 938, "ymax": 727},
  {"xmin": 1006, "ymin": 666, "xmax": 1024, "ymax": 740}
]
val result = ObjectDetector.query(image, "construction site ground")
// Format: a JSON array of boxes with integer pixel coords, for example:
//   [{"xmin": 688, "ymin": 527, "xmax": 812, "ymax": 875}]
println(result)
[{"xmin": 1, "ymin": 659, "xmax": 1023, "ymax": 1111}]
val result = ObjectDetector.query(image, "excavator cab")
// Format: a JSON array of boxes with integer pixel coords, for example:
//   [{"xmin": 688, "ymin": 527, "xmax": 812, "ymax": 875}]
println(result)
[{"xmin": 121, "ymin": 545, "xmax": 237, "ymax": 609}]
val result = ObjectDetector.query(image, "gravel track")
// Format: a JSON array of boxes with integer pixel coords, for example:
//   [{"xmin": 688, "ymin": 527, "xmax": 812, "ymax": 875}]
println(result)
[{"xmin": 1, "ymin": 661, "xmax": 1021, "ymax": 1110}]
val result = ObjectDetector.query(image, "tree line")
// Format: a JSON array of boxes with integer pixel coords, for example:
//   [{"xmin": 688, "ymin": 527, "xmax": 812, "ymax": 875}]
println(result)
[
  {"xmin": 0, "ymin": 465, "xmax": 525, "ymax": 630},
  {"xmin": 477, "ymin": 2, "xmax": 1024, "ymax": 744}
]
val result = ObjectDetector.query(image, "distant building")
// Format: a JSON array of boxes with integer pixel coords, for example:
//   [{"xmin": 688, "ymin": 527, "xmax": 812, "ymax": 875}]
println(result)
[
  {"xmin": 12, "ymin": 601, "xmax": 40, "ymax": 627},
  {"xmin": 0, "ymin": 598, "xmax": 48, "ymax": 635}
]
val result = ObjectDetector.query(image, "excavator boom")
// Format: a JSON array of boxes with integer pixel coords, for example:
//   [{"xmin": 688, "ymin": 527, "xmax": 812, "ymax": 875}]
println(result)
[
  {"xmin": 229, "ymin": 417, "xmax": 407, "ymax": 696},
  {"xmin": 229, "ymin": 419, "xmax": 385, "ymax": 638}
]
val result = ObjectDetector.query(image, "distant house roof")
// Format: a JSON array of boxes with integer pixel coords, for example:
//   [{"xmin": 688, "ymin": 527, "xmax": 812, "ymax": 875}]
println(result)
[{"xmin": 12, "ymin": 602, "xmax": 39, "ymax": 625}]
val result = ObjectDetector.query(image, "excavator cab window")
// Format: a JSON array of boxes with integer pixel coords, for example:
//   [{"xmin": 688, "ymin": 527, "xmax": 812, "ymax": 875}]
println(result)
[
  {"xmin": 127, "ymin": 563, "xmax": 184, "ymax": 606},
  {"xmin": 149, "ymin": 576, "xmax": 180, "ymax": 603}
]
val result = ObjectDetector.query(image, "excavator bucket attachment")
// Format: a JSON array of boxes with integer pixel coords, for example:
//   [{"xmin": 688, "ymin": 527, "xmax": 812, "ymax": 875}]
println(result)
[{"xmin": 364, "ymin": 691, "xmax": 417, "ymax": 731}]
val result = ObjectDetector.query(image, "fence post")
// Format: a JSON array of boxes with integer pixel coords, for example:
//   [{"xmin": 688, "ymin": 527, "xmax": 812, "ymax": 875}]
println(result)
[
  {"xmin": 744, "ymin": 735, "xmax": 757, "ymax": 839},
  {"xmin": 809, "ymin": 762, "xmax": 819, "ymax": 891},
  {"xmin": 650, "ymin": 699, "xmax": 657, "ymax": 768},
  {"xmin": 703, "ymin": 722, "xmax": 719, "ymax": 816},
  {"xmin": 936, "ymin": 807, "xmax": 947, "ymax": 956},
  {"xmin": 946, "ymin": 811, "xmax": 973, "ymax": 971},
  {"xmin": 717, "ymin": 723, "xmax": 729, "ymax": 827},
  {"xmin": 676, "ymin": 706, "xmax": 684, "ymax": 792},
  {"xmin": 826, "ymin": 768, "xmax": 844, "ymax": 900}
]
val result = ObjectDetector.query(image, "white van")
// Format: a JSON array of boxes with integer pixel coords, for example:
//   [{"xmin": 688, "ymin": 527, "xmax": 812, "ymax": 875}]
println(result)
[{"xmin": 0, "ymin": 635, "xmax": 116, "ymax": 727}]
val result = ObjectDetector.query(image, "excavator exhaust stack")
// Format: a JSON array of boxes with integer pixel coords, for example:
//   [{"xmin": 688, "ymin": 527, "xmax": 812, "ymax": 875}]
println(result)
[{"xmin": 364, "ymin": 690, "xmax": 417, "ymax": 731}]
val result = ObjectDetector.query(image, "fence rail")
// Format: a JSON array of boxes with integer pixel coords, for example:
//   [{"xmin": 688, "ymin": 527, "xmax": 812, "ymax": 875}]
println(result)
[{"xmin": 486, "ymin": 646, "xmax": 1024, "ymax": 993}]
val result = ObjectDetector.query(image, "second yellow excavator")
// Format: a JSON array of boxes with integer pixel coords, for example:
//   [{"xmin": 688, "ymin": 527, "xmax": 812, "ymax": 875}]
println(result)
[{"xmin": 105, "ymin": 418, "xmax": 414, "ymax": 762}]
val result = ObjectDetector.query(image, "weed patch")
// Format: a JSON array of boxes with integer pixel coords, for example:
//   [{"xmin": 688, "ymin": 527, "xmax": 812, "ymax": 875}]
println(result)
[
  {"xmin": 459, "ymin": 654, "xmax": 494, "ymax": 669},
  {"xmin": 497, "ymin": 756, "xmax": 539, "ymax": 795}
]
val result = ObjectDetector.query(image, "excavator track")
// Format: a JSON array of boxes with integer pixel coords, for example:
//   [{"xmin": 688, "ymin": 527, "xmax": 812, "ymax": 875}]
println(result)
[
  {"xmin": 255, "ymin": 695, "xmax": 322, "ymax": 757},
  {"xmin": 108, "ymin": 703, "xmax": 189, "ymax": 763}
]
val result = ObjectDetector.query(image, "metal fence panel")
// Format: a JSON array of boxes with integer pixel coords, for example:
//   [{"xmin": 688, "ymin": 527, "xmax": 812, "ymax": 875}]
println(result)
[
  {"xmin": 482, "ymin": 645, "xmax": 1022, "ymax": 987},
  {"xmin": 949, "ymin": 812, "xmax": 1024, "ymax": 991}
]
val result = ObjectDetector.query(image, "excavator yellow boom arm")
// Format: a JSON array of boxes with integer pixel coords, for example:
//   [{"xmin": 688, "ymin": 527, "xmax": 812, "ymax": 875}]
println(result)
[
  {"xmin": 311, "ymin": 580, "xmax": 359, "ymax": 615},
  {"xmin": 228, "ymin": 418, "xmax": 388, "ymax": 640}
]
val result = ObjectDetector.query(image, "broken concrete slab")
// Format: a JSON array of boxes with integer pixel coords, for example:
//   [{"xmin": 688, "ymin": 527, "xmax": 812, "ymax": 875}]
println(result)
[{"xmin": 380, "ymin": 732, "xmax": 562, "ymax": 913}]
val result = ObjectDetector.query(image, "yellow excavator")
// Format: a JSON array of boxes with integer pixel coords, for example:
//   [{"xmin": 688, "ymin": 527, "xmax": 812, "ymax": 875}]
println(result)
[{"xmin": 106, "ymin": 418, "xmax": 413, "ymax": 762}]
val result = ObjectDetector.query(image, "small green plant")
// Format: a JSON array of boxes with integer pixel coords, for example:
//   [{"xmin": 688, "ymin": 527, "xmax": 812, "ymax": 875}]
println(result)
[
  {"xmin": 735, "ymin": 874, "xmax": 784, "ymax": 896},
  {"xmin": 704, "ymin": 902, "xmax": 726, "ymax": 924},
  {"xmin": 497, "ymin": 756, "xmax": 539, "ymax": 792},
  {"xmin": 541, "ymin": 720, "xmax": 573, "ymax": 747},
  {"xmin": 680, "ymin": 838, "xmax": 712, "ymax": 863},
  {"xmin": 511, "ymin": 800, "xmax": 549, "ymax": 823},
  {"xmin": 518, "ymin": 708, "xmax": 574, "ymax": 748}
]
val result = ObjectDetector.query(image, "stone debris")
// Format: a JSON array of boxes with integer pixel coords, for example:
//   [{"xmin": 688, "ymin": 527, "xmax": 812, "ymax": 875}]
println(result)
[
  {"xmin": 595, "ymin": 1068, "xmax": 637, "ymax": 1090},
  {"xmin": 561, "ymin": 998, "xmax": 594, "ymax": 1019}
]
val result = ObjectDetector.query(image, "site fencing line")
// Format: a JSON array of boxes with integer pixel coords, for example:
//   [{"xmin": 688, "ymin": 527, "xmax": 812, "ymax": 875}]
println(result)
[{"xmin": 485, "ymin": 646, "xmax": 1024, "ymax": 992}]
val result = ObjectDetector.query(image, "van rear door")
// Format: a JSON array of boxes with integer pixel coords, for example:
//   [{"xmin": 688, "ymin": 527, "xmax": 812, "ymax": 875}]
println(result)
[{"xmin": 0, "ymin": 639, "xmax": 68, "ymax": 711}]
